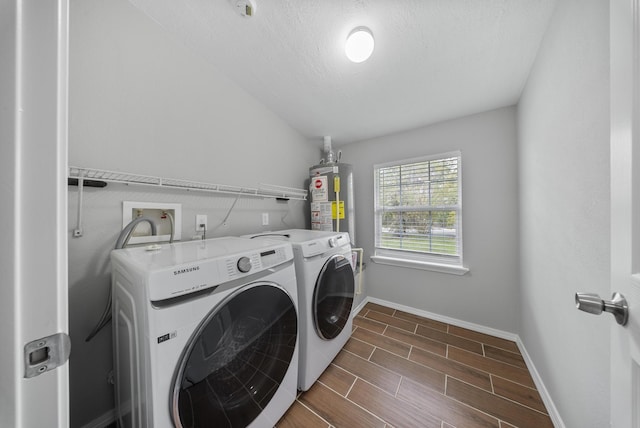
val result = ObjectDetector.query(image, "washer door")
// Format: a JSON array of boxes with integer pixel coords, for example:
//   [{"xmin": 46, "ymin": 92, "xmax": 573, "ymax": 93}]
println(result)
[
  {"xmin": 313, "ymin": 254, "xmax": 355, "ymax": 340},
  {"xmin": 171, "ymin": 283, "xmax": 297, "ymax": 428}
]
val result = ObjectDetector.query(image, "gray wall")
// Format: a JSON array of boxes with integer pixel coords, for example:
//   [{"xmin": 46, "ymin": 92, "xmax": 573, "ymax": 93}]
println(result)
[
  {"xmin": 517, "ymin": 0, "xmax": 610, "ymax": 426},
  {"xmin": 68, "ymin": 0, "xmax": 317, "ymax": 426},
  {"xmin": 338, "ymin": 106, "xmax": 520, "ymax": 332}
]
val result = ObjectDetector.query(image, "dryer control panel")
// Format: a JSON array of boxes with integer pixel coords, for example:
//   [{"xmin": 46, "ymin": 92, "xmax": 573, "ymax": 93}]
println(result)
[{"xmin": 297, "ymin": 232, "xmax": 350, "ymax": 258}]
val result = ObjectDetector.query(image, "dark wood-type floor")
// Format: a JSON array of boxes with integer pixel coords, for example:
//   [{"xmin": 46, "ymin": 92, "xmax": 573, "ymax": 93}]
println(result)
[{"xmin": 277, "ymin": 302, "xmax": 554, "ymax": 428}]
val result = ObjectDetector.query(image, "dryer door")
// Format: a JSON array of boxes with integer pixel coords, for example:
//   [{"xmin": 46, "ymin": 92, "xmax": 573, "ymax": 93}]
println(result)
[
  {"xmin": 171, "ymin": 283, "xmax": 297, "ymax": 428},
  {"xmin": 313, "ymin": 254, "xmax": 355, "ymax": 340}
]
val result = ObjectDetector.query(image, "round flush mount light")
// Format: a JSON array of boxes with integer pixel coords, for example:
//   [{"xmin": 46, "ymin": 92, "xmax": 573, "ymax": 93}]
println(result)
[{"xmin": 345, "ymin": 27, "xmax": 375, "ymax": 63}]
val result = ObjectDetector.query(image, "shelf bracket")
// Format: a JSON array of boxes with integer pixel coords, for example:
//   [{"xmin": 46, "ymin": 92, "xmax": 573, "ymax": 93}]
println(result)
[{"xmin": 73, "ymin": 173, "xmax": 84, "ymax": 237}]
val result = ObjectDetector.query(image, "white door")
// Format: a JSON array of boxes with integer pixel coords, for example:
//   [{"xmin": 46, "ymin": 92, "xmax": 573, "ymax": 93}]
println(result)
[
  {"xmin": 610, "ymin": 0, "xmax": 640, "ymax": 426},
  {"xmin": 0, "ymin": 1, "xmax": 70, "ymax": 427}
]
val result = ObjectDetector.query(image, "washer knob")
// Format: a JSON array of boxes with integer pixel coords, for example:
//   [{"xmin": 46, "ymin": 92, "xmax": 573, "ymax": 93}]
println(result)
[
  {"xmin": 237, "ymin": 256, "xmax": 252, "ymax": 273},
  {"xmin": 328, "ymin": 237, "xmax": 337, "ymax": 248}
]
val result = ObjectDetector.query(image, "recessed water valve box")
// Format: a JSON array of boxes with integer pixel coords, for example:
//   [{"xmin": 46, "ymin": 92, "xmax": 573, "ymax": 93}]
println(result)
[{"xmin": 122, "ymin": 201, "xmax": 182, "ymax": 245}]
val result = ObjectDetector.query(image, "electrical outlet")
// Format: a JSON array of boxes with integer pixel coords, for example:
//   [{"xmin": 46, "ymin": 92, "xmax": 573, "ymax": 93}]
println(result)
[
  {"xmin": 196, "ymin": 214, "xmax": 208, "ymax": 232},
  {"xmin": 262, "ymin": 212, "xmax": 269, "ymax": 226}
]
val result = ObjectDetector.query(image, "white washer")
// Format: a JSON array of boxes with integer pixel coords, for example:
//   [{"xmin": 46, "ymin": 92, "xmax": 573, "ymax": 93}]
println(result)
[
  {"xmin": 111, "ymin": 237, "xmax": 299, "ymax": 428},
  {"xmin": 246, "ymin": 229, "xmax": 354, "ymax": 391}
]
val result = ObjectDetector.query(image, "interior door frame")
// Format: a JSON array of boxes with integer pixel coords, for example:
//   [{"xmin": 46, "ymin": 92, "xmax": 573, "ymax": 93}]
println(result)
[
  {"xmin": 610, "ymin": 0, "xmax": 640, "ymax": 426},
  {"xmin": 0, "ymin": 1, "xmax": 70, "ymax": 426}
]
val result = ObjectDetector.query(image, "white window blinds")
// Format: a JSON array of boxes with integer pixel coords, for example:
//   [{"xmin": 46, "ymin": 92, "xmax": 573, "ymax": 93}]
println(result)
[{"xmin": 374, "ymin": 151, "xmax": 463, "ymax": 266}]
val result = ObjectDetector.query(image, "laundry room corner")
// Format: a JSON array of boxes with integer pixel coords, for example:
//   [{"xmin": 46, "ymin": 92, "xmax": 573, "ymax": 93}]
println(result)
[{"xmin": 336, "ymin": 107, "xmax": 521, "ymax": 333}]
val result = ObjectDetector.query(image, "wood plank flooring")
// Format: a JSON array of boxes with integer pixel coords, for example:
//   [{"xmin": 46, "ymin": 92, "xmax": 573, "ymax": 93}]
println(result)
[{"xmin": 277, "ymin": 302, "xmax": 554, "ymax": 428}]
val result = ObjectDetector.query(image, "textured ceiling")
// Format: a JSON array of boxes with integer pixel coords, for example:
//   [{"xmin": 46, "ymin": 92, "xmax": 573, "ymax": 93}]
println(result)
[{"xmin": 127, "ymin": 0, "xmax": 557, "ymax": 144}]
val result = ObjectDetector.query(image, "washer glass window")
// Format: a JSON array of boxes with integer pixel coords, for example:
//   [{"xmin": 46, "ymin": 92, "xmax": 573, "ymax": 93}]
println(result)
[
  {"xmin": 171, "ymin": 283, "xmax": 297, "ymax": 428},
  {"xmin": 313, "ymin": 254, "xmax": 355, "ymax": 340}
]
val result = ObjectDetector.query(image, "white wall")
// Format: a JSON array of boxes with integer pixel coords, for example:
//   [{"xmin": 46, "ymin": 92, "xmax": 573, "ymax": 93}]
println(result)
[
  {"xmin": 70, "ymin": 0, "xmax": 315, "ymax": 187},
  {"xmin": 338, "ymin": 106, "xmax": 520, "ymax": 332},
  {"xmin": 517, "ymin": 0, "xmax": 610, "ymax": 426},
  {"xmin": 68, "ymin": 0, "xmax": 318, "ymax": 426}
]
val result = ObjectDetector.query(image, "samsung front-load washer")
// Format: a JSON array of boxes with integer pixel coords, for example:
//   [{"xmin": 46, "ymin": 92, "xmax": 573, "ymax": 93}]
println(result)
[
  {"xmin": 246, "ymin": 229, "xmax": 354, "ymax": 391},
  {"xmin": 111, "ymin": 237, "xmax": 299, "ymax": 428}
]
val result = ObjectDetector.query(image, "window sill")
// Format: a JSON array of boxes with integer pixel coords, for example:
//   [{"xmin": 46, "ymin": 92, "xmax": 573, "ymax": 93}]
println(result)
[{"xmin": 370, "ymin": 255, "xmax": 469, "ymax": 275}]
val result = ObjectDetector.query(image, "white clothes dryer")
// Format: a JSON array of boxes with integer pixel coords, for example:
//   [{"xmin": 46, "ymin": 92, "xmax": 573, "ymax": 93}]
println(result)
[
  {"xmin": 111, "ymin": 237, "xmax": 299, "ymax": 428},
  {"xmin": 246, "ymin": 229, "xmax": 354, "ymax": 391}
]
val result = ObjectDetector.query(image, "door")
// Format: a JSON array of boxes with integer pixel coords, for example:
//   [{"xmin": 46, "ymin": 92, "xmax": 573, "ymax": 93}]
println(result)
[
  {"xmin": 313, "ymin": 254, "xmax": 355, "ymax": 340},
  {"xmin": 610, "ymin": 0, "xmax": 640, "ymax": 426},
  {"xmin": 0, "ymin": 1, "xmax": 70, "ymax": 427},
  {"xmin": 171, "ymin": 283, "xmax": 297, "ymax": 428}
]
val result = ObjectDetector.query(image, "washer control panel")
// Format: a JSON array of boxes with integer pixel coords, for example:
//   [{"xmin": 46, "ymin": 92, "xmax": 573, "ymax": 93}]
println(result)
[
  {"xmin": 128, "ymin": 237, "xmax": 294, "ymax": 302},
  {"xmin": 224, "ymin": 246, "xmax": 289, "ymax": 279},
  {"xmin": 236, "ymin": 256, "xmax": 252, "ymax": 273},
  {"xmin": 258, "ymin": 248, "xmax": 287, "ymax": 267}
]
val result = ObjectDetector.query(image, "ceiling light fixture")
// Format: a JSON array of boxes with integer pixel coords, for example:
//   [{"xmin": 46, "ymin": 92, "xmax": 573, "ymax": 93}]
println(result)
[{"xmin": 345, "ymin": 27, "xmax": 375, "ymax": 63}]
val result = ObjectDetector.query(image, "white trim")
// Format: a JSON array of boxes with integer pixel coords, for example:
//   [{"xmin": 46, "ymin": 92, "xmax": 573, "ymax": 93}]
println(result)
[
  {"xmin": 352, "ymin": 297, "xmax": 370, "ymax": 318},
  {"xmin": 371, "ymin": 255, "xmax": 469, "ymax": 275},
  {"xmin": 361, "ymin": 296, "xmax": 517, "ymax": 340},
  {"xmin": 78, "ymin": 409, "xmax": 116, "ymax": 428},
  {"xmin": 515, "ymin": 337, "xmax": 566, "ymax": 428},
  {"xmin": 373, "ymin": 151, "xmax": 464, "ymax": 270},
  {"xmin": 373, "ymin": 150, "xmax": 462, "ymax": 170},
  {"xmin": 354, "ymin": 296, "xmax": 565, "ymax": 427},
  {"xmin": 1, "ymin": 1, "xmax": 70, "ymax": 426}
]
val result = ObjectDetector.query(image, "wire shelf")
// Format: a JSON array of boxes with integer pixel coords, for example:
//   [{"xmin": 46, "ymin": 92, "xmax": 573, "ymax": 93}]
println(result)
[{"xmin": 68, "ymin": 167, "xmax": 308, "ymax": 200}]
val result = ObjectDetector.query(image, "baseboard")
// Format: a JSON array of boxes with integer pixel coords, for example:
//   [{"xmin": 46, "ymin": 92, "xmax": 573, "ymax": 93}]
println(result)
[
  {"xmin": 352, "ymin": 296, "xmax": 370, "ymax": 318},
  {"xmin": 79, "ymin": 408, "xmax": 116, "ymax": 428},
  {"xmin": 355, "ymin": 296, "xmax": 565, "ymax": 428},
  {"xmin": 516, "ymin": 337, "xmax": 566, "ymax": 428},
  {"xmin": 361, "ymin": 296, "xmax": 519, "ymax": 342}
]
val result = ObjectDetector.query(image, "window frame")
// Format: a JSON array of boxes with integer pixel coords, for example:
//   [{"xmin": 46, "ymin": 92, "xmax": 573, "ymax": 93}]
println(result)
[{"xmin": 371, "ymin": 151, "xmax": 468, "ymax": 275}]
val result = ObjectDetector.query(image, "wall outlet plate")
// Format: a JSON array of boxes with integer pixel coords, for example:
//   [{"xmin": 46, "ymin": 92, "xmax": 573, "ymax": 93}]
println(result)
[{"xmin": 196, "ymin": 214, "xmax": 207, "ymax": 232}]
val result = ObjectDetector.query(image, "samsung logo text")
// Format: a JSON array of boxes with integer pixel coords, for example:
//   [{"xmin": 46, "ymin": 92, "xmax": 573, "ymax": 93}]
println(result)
[{"xmin": 173, "ymin": 266, "xmax": 200, "ymax": 276}]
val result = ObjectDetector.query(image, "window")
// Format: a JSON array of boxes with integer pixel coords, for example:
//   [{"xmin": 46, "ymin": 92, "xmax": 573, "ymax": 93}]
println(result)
[{"xmin": 372, "ymin": 151, "xmax": 467, "ymax": 275}]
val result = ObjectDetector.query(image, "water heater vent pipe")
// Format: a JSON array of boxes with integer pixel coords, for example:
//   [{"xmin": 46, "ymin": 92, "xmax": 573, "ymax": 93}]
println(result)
[{"xmin": 324, "ymin": 136, "xmax": 335, "ymax": 163}]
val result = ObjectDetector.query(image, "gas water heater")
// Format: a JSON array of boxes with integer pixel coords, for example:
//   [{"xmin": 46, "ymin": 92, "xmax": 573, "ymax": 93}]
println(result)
[{"xmin": 309, "ymin": 136, "xmax": 356, "ymax": 245}]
